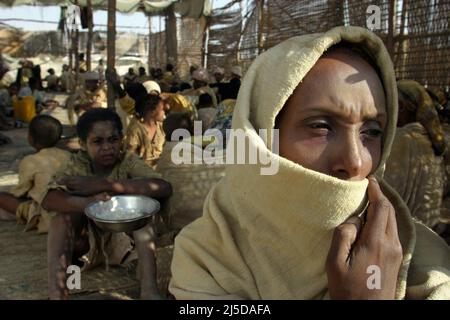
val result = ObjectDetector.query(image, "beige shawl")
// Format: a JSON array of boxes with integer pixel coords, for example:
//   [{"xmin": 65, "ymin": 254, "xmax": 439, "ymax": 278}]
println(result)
[{"xmin": 169, "ymin": 26, "xmax": 450, "ymax": 300}]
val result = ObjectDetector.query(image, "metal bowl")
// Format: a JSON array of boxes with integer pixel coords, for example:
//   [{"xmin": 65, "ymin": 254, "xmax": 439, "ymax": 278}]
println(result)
[{"xmin": 85, "ymin": 195, "xmax": 160, "ymax": 233}]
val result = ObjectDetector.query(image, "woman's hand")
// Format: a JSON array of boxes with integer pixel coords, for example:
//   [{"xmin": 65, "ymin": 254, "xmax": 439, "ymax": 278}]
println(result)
[
  {"xmin": 58, "ymin": 176, "xmax": 112, "ymax": 196},
  {"xmin": 326, "ymin": 177, "xmax": 403, "ymax": 300}
]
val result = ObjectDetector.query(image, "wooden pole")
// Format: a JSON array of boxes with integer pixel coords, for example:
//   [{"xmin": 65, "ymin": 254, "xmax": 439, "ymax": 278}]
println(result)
[
  {"xmin": 165, "ymin": 5, "xmax": 177, "ymax": 66},
  {"xmin": 258, "ymin": 0, "xmax": 265, "ymax": 54},
  {"xmin": 86, "ymin": 0, "xmax": 93, "ymax": 72},
  {"xmin": 158, "ymin": 16, "xmax": 162, "ymax": 67},
  {"xmin": 107, "ymin": 0, "xmax": 116, "ymax": 110},
  {"xmin": 202, "ymin": 17, "xmax": 209, "ymax": 68},
  {"xmin": 148, "ymin": 14, "xmax": 152, "ymax": 71},
  {"xmin": 74, "ymin": 1, "xmax": 79, "ymax": 90}
]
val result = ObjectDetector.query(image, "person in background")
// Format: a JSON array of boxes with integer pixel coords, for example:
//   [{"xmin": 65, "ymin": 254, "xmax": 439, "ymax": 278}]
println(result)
[
  {"xmin": 123, "ymin": 68, "xmax": 137, "ymax": 86},
  {"xmin": 78, "ymin": 53, "xmax": 87, "ymax": 73},
  {"xmin": 184, "ymin": 68, "xmax": 218, "ymax": 108},
  {"xmin": 123, "ymin": 94, "xmax": 166, "ymax": 169},
  {"xmin": 0, "ymin": 115, "xmax": 70, "ymax": 233},
  {"xmin": 220, "ymin": 65, "xmax": 242, "ymax": 101},
  {"xmin": 209, "ymin": 66, "xmax": 226, "ymax": 103},
  {"xmin": 45, "ymin": 69, "xmax": 59, "ymax": 91},
  {"xmin": 18, "ymin": 76, "xmax": 44, "ymax": 113},
  {"xmin": 66, "ymin": 72, "xmax": 106, "ymax": 125},
  {"xmin": 163, "ymin": 64, "xmax": 177, "ymax": 85},
  {"xmin": 60, "ymin": 64, "xmax": 74, "ymax": 93},
  {"xmin": 196, "ymin": 93, "xmax": 216, "ymax": 130},
  {"xmin": 137, "ymin": 67, "xmax": 150, "ymax": 84},
  {"xmin": 96, "ymin": 59, "xmax": 105, "ymax": 83},
  {"xmin": 32, "ymin": 64, "xmax": 43, "ymax": 90},
  {"xmin": 16, "ymin": 60, "xmax": 33, "ymax": 88}
]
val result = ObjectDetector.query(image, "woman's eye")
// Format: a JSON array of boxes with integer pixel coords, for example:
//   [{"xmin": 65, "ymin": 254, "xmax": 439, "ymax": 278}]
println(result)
[
  {"xmin": 307, "ymin": 122, "xmax": 331, "ymax": 131},
  {"xmin": 361, "ymin": 129, "xmax": 382, "ymax": 138}
]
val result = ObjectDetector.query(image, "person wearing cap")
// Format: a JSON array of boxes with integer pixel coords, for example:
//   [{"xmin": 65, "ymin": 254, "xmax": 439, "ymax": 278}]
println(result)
[
  {"xmin": 106, "ymin": 68, "xmax": 161, "ymax": 115},
  {"xmin": 184, "ymin": 68, "xmax": 218, "ymax": 108},
  {"xmin": 66, "ymin": 71, "xmax": 106, "ymax": 125}
]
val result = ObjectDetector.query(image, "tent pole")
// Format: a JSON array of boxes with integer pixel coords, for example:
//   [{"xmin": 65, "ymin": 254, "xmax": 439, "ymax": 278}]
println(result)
[
  {"xmin": 74, "ymin": 0, "xmax": 80, "ymax": 91},
  {"xmin": 107, "ymin": 0, "xmax": 116, "ymax": 110},
  {"xmin": 148, "ymin": 13, "xmax": 152, "ymax": 72},
  {"xmin": 86, "ymin": 0, "xmax": 93, "ymax": 72}
]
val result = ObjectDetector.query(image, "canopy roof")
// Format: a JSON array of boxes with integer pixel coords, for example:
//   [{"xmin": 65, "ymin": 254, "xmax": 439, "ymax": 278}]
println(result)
[{"xmin": 0, "ymin": 0, "xmax": 211, "ymax": 18}]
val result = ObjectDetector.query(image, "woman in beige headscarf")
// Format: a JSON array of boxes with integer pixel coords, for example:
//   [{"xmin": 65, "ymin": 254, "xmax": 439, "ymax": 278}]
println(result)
[{"xmin": 169, "ymin": 26, "xmax": 450, "ymax": 300}]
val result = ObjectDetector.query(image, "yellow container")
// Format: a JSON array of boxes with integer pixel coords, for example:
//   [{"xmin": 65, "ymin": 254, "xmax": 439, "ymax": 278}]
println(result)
[{"xmin": 13, "ymin": 96, "xmax": 36, "ymax": 123}]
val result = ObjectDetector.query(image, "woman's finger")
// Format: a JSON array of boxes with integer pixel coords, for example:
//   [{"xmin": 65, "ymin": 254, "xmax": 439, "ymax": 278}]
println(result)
[
  {"xmin": 362, "ymin": 176, "xmax": 390, "ymax": 242},
  {"xmin": 327, "ymin": 216, "xmax": 362, "ymax": 269}
]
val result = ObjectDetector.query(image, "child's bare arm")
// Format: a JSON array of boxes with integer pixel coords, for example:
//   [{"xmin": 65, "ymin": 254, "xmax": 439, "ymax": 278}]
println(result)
[
  {"xmin": 60, "ymin": 176, "xmax": 172, "ymax": 199},
  {"xmin": 42, "ymin": 189, "xmax": 110, "ymax": 214},
  {"xmin": 108, "ymin": 178, "xmax": 172, "ymax": 199}
]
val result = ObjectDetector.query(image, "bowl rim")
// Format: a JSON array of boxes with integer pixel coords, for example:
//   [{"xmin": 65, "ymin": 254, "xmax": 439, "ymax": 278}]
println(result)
[{"xmin": 84, "ymin": 195, "xmax": 161, "ymax": 224}]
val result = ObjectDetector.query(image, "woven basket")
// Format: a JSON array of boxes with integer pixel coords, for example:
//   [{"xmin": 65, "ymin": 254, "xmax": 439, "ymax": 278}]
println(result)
[{"xmin": 157, "ymin": 143, "xmax": 226, "ymax": 230}]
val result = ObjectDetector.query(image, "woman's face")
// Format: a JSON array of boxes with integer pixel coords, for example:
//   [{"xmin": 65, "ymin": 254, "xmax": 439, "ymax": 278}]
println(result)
[
  {"xmin": 149, "ymin": 101, "xmax": 166, "ymax": 123},
  {"xmin": 277, "ymin": 49, "xmax": 387, "ymax": 181},
  {"xmin": 80, "ymin": 121, "xmax": 122, "ymax": 169}
]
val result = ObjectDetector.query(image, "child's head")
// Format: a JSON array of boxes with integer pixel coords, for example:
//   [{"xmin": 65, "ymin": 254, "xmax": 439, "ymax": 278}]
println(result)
[
  {"xmin": 28, "ymin": 115, "xmax": 63, "ymax": 150},
  {"xmin": 197, "ymin": 93, "xmax": 213, "ymax": 109},
  {"xmin": 135, "ymin": 94, "xmax": 165, "ymax": 123},
  {"xmin": 47, "ymin": 68, "xmax": 55, "ymax": 75},
  {"xmin": 163, "ymin": 112, "xmax": 193, "ymax": 141},
  {"xmin": 77, "ymin": 109, "xmax": 123, "ymax": 168}
]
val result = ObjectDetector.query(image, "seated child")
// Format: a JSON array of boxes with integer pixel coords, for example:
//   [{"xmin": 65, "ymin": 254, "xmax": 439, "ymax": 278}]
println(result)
[
  {"xmin": 0, "ymin": 115, "xmax": 70, "ymax": 233},
  {"xmin": 41, "ymin": 108, "xmax": 172, "ymax": 300},
  {"xmin": 123, "ymin": 94, "xmax": 166, "ymax": 169}
]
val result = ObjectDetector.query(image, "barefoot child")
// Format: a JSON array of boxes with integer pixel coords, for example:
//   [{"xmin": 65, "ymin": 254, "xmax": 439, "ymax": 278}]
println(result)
[
  {"xmin": 41, "ymin": 108, "xmax": 172, "ymax": 300},
  {"xmin": 0, "ymin": 115, "xmax": 70, "ymax": 233}
]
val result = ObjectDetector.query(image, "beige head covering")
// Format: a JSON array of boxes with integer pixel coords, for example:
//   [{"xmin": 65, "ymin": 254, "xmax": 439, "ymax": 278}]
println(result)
[
  {"xmin": 170, "ymin": 26, "xmax": 450, "ymax": 300},
  {"xmin": 142, "ymin": 80, "xmax": 161, "ymax": 95},
  {"xmin": 192, "ymin": 68, "xmax": 210, "ymax": 82},
  {"xmin": 230, "ymin": 65, "xmax": 242, "ymax": 77}
]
